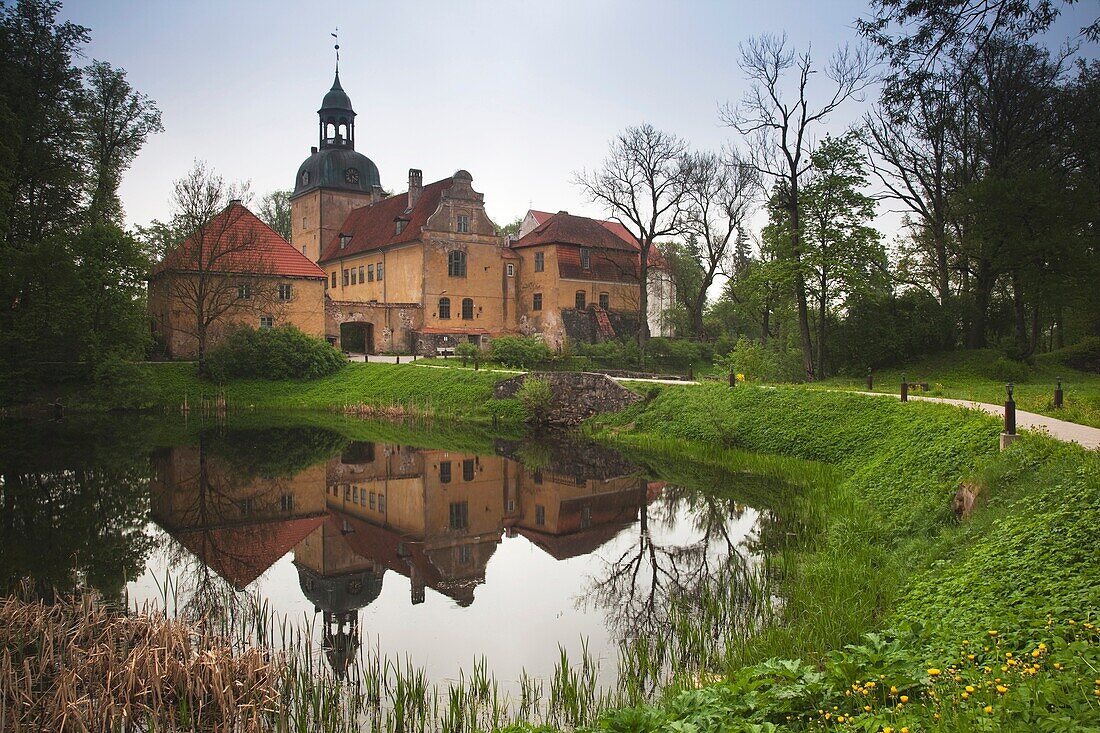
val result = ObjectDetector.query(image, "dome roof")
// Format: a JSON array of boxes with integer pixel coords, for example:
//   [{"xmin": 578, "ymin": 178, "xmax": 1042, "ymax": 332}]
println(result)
[
  {"xmin": 319, "ymin": 73, "xmax": 354, "ymax": 115},
  {"xmin": 296, "ymin": 564, "xmax": 383, "ymax": 613},
  {"xmin": 293, "ymin": 146, "xmax": 381, "ymax": 197}
]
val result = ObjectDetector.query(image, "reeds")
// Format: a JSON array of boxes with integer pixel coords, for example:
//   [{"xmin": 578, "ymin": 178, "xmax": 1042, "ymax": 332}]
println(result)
[{"xmin": 339, "ymin": 402, "xmax": 436, "ymax": 420}]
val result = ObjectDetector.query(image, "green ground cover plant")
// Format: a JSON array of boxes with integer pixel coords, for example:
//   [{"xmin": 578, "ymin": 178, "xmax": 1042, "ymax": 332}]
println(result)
[
  {"xmin": 578, "ymin": 384, "xmax": 1099, "ymax": 731},
  {"xmin": 817, "ymin": 347, "xmax": 1100, "ymax": 429}
]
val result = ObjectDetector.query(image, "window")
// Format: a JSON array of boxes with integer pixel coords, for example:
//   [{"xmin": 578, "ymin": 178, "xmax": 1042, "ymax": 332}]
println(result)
[
  {"xmin": 240, "ymin": 498, "xmax": 254, "ymax": 516},
  {"xmin": 342, "ymin": 269, "xmax": 349, "ymax": 286},
  {"xmin": 395, "ymin": 219, "xmax": 406, "ymax": 235},
  {"xmin": 506, "ymin": 263, "xmax": 515, "ymax": 277},
  {"xmin": 535, "ymin": 504, "xmax": 546, "ymax": 526},
  {"xmin": 259, "ymin": 315, "xmax": 274, "ymax": 329},
  {"xmin": 449, "ymin": 501, "xmax": 469, "ymax": 530},
  {"xmin": 331, "ymin": 272, "xmax": 337, "ymax": 288},
  {"xmin": 533, "ymin": 470, "xmax": 543, "ymax": 485},
  {"xmin": 581, "ymin": 506, "xmax": 592, "ymax": 529},
  {"xmin": 440, "ymin": 461, "xmax": 452, "ymax": 483},
  {"xmin": 462, "ymin": 458, "xmax": 475, "ymax": 481},
  {"xmin": 359, "ymin": 265, "xmax": 365, "ymax": 282},
  {"xmin": 352, "ymin": 487, "xmax": 359, "ymax": 503},
  {"xmin": 506, "ymin": 499, "xmax": 515, "ymax": 513},
  {"xmin": 280, "ymin": 494, "xmax": 294, "ymax": 512},
  {"xmin": 367, "ymin": 264, "xmax": 374, "ymax": 282},
  {"xmin": 378, "ymin": 494, "xmax": 386, "ymax": 512},
  {"xmin": 575, "ymin": 290, "xmax": 586, "ymax": 309},
  {"xmin": 581, "ymin": 248, "xmax": 591, "ymax": 270},
  {"xmin": 458, "ymin": 545, "xmax": 472, "ymax": 564},
  {"xmin": 533, "ymin": 293, "xmax": 543, "ymax": 311},
  {"xmin": 301, "ymin": 245, "xmax": 306, "ymax": 255},
  {"xmin": 369, "ymin": 492, "xmax": 376, "ymax": 509},
  {"xmin": 339, "ymin": 233, "xmax": 350, "ymax": 249},
  {"xmin": 351, "ymin": 268, "xmax": 357, "ymax": 285},
  {"xmin": 377, "ymin": 261, "xmax": 384, "ymax": 281},
  {"xmin": 457, "ymin": 214, "xmax": 469, "ymax": 233},
  {"xmin": 237, "ymin": 283, "xmax": 251, "ymax": 300},
  {"xmin": 438, "ymin": 297, "xmax": 451, "ymax": 319},
  {"xmin": 448, "ymin": 250, "xmax": 467, "ymax": 277},
  {"xmin": 461, "ymin": 298, "xmax": 474, "ymax": 320},
  {"xmin": 302, "ymin": 216, "xmax": 308, "ymax": 229},
  {"xmin": 534, "ymin": 252, "xmax": 545, "ymax": 272},
  {"xmin": 599, "ymin": 292, "xmax": 609, "ymax": 309},
  {"xmin": 278, "ymin": 283, "xmax": 292, "ymax": 301}
]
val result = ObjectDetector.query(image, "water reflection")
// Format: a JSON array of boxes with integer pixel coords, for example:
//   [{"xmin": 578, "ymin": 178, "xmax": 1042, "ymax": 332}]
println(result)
[{"xmin": 0, "ymin": 419, "xmax": 788, "ymax": 685}]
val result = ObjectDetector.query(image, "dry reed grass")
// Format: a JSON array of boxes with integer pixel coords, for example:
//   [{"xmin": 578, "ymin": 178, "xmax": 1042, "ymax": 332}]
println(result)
[
  {"xmin": 0, "ymin": 595, "xmax": 282, "ymax": 732},
  {"xmin": 339, "ymin": 402, "xmax": 433, "ymax": 419}
]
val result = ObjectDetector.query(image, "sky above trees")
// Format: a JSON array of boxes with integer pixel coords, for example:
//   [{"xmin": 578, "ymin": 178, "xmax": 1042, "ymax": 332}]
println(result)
[{"xmin": 61, "ymin": 1, "xmax": 1089, "ymax": 233}]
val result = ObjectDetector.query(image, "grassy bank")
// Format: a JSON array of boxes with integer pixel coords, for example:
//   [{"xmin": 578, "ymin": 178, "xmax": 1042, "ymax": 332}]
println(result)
[
  {"xmin": 72, "ymin": 361, "xmax": 523, "ymax": 424},
  {"xmin": 819, "ymin": 348, "xmax": 1100, "ymax": 429},
  {"xmin": 579, "ymin": 384, "xmax": 1099, "ymax": 731}
]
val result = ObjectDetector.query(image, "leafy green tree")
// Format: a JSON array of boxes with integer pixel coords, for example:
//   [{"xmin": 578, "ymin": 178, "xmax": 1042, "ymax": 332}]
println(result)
[{"xmin": 257, "ymin": 189, "xmax": 292, "ymax": 241}]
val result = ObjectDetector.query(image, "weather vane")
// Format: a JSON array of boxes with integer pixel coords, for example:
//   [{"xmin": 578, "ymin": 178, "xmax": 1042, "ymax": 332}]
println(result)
[{"xmin": 331, "ymin": 28, "xmax": 340, "ymax": 73}]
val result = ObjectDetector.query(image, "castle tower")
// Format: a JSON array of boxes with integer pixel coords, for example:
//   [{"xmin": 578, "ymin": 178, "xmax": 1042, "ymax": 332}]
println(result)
[{"xmin": 290, "ymin": 64, "xmax": 382, "ymax": 264}]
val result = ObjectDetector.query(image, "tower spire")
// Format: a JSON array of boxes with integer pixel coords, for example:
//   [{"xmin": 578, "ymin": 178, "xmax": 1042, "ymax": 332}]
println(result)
[{"xmin": 331, "ymin": 28, "xmax": 340, "ymax": 76}]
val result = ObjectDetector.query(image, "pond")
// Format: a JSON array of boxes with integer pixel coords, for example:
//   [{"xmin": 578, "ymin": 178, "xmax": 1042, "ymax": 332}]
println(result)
[{"xmin": 0, "ymin": 414, "xmax": 804, "ymax": 707}]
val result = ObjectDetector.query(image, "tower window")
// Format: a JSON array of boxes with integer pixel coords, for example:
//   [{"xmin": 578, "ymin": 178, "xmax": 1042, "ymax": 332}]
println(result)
[
  {"xmin": 506, "ymin": 263, "xmax": 515, "ymax": 277},
  {"xmin": 303, "ymin": 217, "xmax": 308, "ymax": 229},
  {"xmin": 533, "ymin": 293, "xmax": 542, "ymax": 311},
  {"xmin": 581, "ymin": 248, "xmax": 591, "ymax": 270},
  {"xmin": 461, "ymin": 298, "xmax": 474, "ymax": 320},
  {"xmin": 575, "ymin": 291, "xmax": 586, "ymax": 309},
  {"xmin": 440, "ymin": 461, "xmax": 452, "ymax": 484},
  {"xmin": 534, "ymin": 252, "xmax": 544, "ymax": 272},
  {"xmin": 448, "ymin": 250, "xmax": 467, "ymax": 277},
  {"xmin": 278, "ymin": 283, "xmax": 292, "ymax": 301},
  {"xmin": 457, "ymin": 215, "xmax": 469, "ymax": 233},
  {"xmin": 438, "ymin": 297, "xmax": 451, "ymax": 319}
]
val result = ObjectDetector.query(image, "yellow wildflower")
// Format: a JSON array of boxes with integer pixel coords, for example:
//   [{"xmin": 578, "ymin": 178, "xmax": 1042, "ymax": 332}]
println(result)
[
  {"xmin": 927, "ymin": 668, "xmax": 941, "ymax": 676},
  {"xmin": 900, "ymin": 695, "xmax": 909, "ymax": 703},
  {"xmin": 985, "ymin": 705, "xmax": 993, "ymax": 714}
]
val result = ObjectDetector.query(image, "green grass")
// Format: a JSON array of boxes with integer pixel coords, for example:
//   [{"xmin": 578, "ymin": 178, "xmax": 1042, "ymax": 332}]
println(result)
[
  {"xmin": 78, "ymin": 361, "xmax": 524, "ymax": 425},
  {"xmin": 818, "ymin": 347, "xmax": 1100, "ymax": 428},
  {"xmin": 581, "ymin": 384, "xmax": 1099, "ymax": 731}
]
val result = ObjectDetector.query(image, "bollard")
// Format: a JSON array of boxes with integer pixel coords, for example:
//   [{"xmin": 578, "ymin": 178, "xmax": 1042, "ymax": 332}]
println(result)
[
  {"xmin": 1054, "ymin": 377, "xmax": 1063, "ymax": 408},
  {"xmin": 687, "ymin": 366, "xmax": 693, "ymax": 381},
  {"xmin": 729, "ymin": 371, "xmax": 735, "ymax": 388},
  {"xmin": 474, "ymin": 358, "xmax": 479, "ymax": 371},
  {"xmin": 900, "ymin": 375, "xmax": 908, "ymax": 402},
  {"xmin": 866, "ymin": 368, "xmax": 873, "ymax": 391},
  {"xmin": 395, "ymin": 355, "xmax": 400, "ymax": 364},
  {"xmin": 1005, "ymin": 383, "xmax": 1016, "ymax": 435}
]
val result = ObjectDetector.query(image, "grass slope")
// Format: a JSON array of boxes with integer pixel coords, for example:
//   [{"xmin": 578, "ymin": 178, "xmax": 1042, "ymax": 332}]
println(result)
[
  {"xmin": 107, "ymin": 362, "xmax": 522, "ymax": 424},
  {"xmin": 577, "ymin": 384, "xmax": 1099, "ymax": 731},
  {"xmin": 819, "ymin": 348, "xmax": 1100, "ymax": 428}
]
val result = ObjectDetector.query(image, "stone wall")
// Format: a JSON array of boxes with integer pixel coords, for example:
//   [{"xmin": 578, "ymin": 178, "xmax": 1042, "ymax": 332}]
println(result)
[
  {"xmin": 493, "ymin": 371, "xmax": 642, "ymax": 425},
  {"xmin": 560, "ymin": 307, "xmax": 640, "ymax": 345}
]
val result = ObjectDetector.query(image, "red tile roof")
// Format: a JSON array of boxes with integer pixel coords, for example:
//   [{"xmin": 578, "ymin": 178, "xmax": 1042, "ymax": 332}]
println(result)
[
  {"xmin": 318, "ymin": 177, "xmax": 452, "ymax": 264},
  {"xmin": 527, "ymin": 209, "xmax": 636, "ymax": 247},
  {"xmin": 156, "ymin": 203, "xmax": 325, "ymax": 279},
  {"xmin": 513, "ymin": 211, "xmax": 637, "ymax": 252}
]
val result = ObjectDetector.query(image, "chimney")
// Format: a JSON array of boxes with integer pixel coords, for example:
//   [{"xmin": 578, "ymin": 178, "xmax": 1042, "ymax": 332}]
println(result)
[
  {"xmin": 370, "ymin": 184, "xmax": 384, "ymax": 204},
  {"xmin": 310, "ymin": 146, "xmax": 318, "ymax": 154},
  {"xmin": 408, "ymin": 168, "xmax": 423, "ymax": 209},
  {"xmin": 229, "ymin": 198, "xmax": 242, "ymax": 207}
]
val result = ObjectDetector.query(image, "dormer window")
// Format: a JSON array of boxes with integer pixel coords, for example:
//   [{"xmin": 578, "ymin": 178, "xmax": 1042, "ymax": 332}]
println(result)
[
  {"xmin": 457, "ymin": 215, "xmax": 469, "ymax": 233},
  {"xmin": 581, "ymin": 248, "xmax": 591, "ymax": 270},
  {"xmin": 395, "ymin": 219, "xmax": 406, "ymax": 235},
  {"xmin": 339, "ymin": 233, "xmax": 351, "ymax": 249}
]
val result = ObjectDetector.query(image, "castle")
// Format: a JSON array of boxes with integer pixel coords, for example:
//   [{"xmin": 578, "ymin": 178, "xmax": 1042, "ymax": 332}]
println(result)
[
  {"xmin": 150, "ymin": 67, "xmax": 674, "ymax": 359},
  {"xmin": 291, "ymin": 69, "xmax": 674, "ymax": 355}
]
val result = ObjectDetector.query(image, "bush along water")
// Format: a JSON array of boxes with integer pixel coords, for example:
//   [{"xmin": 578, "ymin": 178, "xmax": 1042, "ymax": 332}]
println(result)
[
  {"xmin": 202, "ymin": 325, "xmax": 346, "ymax": 382},
  {"xmin": 580, "ymin": 384, "xmax": 1099, "ymax": 731}
]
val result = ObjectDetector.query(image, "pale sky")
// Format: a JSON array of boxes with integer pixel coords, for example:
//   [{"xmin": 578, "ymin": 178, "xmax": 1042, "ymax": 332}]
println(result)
[{"xmin": 65, "ymin": 0, "xmax": 1095, "ymax": 242}]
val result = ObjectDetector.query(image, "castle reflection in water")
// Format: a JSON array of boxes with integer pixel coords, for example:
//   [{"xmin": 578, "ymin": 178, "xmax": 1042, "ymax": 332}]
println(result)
[{"xmin": 149, "ymin": 438, "xmax": 658, "ymax": 677}]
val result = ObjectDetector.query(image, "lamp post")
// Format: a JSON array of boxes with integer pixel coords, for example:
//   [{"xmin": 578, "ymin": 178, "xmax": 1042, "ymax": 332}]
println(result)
[
  {"xmin": 1005, "ymin": 383, "xmax": 1016, "ymax": 436},
  {"xmin": 1054, "ymin": 377, "xmax": 1063, "ymax": 408},
  {"xmin": 866, "ymin": 368, "xmax": 873, "ymax": 391},
  {"xmin": 901, "ymin": 374, "xmax": 908, "ymax": 402}
]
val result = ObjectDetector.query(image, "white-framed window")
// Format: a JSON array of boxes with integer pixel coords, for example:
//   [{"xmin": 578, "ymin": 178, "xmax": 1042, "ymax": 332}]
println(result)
[
  {"xmin": 599, "ymin": 292, "xmax": 609, "ymax": 309},
  {"xmin": 377, "ymin": 261, "xmax": 384, "ymax": 281},
  {"xmin": 534, "ymin": 252, "xmax": 545, "ymax": 272},
  {"xmin": 581, "ymin": 248, "xmax": 591, "ymax": 270},
  {"xmin": 278, "ymin": 283, "xmax": 292, "ymax": 301},
  {"xmin": 506, "ymin": 263, "xmax": 515, "ymax": 277},
  {"xmin": 259, "ymin": 315, "xmax": 274, "ymax": 329},
  {"xmin": 533, "ymin": 293, "xmax": 543, "ymax": 311},
  {"xmin": 448, "ymin": 250, "xmax": 467, "ymax": 277},
  {"xmin": 457, "ymin": 214, "xmax": 469, "ymax": 233}
]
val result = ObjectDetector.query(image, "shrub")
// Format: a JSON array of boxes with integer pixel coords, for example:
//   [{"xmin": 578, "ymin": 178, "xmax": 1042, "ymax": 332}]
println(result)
[
  {"xmin": 454, "ymin": 341, "xmax": 479, "ymax": 365},
  {"xmin": 645, "ymin": 338, "xmax": 712, "ymax": 366},
  {"xmin": 204, "ymin": 326, "xmax": 346, "ymax": 382},
  {"xmin": 1057, "ymin": 336, "xmax": 1100, "ymax": 373},
  {"xmin": 91, "ymin": 355, "xmax": 154, "ymax": 409},
  {"xmin": 983, "ymin": 355, "xmax": 1031, "ymax": 383},
  {"xmin": 576, "ymin": 339, "xmax": 642, "ymax": 368},
  {"xmin": 516, "ymin": 376, "xmax": 553, "ymax": 424},
  {"xmin": 715, "ymin": 336, "xmax": 798, "ymax": 383},
  {"xmin": 489, "ymin": 335, "xmax": 551, "ymax": 368}
]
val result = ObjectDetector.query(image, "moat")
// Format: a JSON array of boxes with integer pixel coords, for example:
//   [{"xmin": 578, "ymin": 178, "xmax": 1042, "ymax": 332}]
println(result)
[{"xmin": 0, "ymin": 414, "xmax": 795, "ymax": 691}]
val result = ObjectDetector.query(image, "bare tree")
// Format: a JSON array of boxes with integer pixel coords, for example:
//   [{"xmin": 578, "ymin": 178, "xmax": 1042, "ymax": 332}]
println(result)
[
  {"xmin": 682, "ymin": 149, "xmax": 759, "ymax": 336},
  {"xmin": 156, "ymin": 162, "xmax": 276, "ymax": 367},
  {"xmin": 576, "ymin": 124, "xmax": 692, "ymax": 346},
  {"xmin": 722, "ymin": 34, "xmax": 873, "ymax": 380}
]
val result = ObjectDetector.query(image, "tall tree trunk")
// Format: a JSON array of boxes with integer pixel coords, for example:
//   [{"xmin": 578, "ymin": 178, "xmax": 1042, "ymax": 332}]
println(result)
[
  {"xmin": 761, "ymin": 300, "xmax": 771, "ymax": 345},
  {"xmin": 788, "ymin": 193, "xmax": 815, "ymax": 380},
  {"xmin": 966, "ymin": 259, "xmax": 993, "ymax": 349},
  {"xmin": 1029, "ymin": 305, "xmax": 1040, "ymax": 356},
  {"xmin": 1011, "ymin": 270, "xmax": 1029, "ymax": 356},
  {"xmin": 691, "ymin": 268, "xmax": 717, "ymax": 338},
  {"xmin": 817, "ymin": 270, "xmax": 828, "ymax": 379},
  {"xmin": 638, "ymin": 244, "xmax": 651, "ymax": 348},
  {"xmin": 1053, "ymin": 305, "xmax": 1064, "ymax": 350}
]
